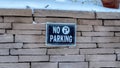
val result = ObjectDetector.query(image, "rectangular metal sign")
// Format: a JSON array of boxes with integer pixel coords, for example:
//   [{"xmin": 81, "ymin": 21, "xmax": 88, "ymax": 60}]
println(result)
[{"xmin": 46, "ymin": 22, "xmax": 76, "ymax": 46}]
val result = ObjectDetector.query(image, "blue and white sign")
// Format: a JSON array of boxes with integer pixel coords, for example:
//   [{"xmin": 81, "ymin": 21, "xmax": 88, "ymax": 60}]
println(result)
[{"xmin": 46, "ymin": 22, "xmax": 76, "ymax": 46}]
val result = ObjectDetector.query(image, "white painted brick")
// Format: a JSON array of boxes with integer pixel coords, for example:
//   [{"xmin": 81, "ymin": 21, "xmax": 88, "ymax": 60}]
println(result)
[
  {"xmin": 48, "ymin": 49, "xmax": 79, "ymax": 55},
  {"xmin": 98, "ymin": 43, "xmax": 120, "ymax": 48},
  {"xmin": 13, "ymin": 23, "xmax": 45, "ymax": 30},
  {"xmin": 0, "ymin": 63, "xmax": 29, "ymax": 68},
  {"xmin": 0, "ymin": 43, "xmax": 23, "ymax": 48},
  {"xmin": 86, "ymin": 55, "xmax": 116, "ymax": 62},
  {"xmin": 15, "ymin": 35, "xmax": 45, "ymax": 43},
  {"xmin": 19, "ymin": 56, "xmax": 49, "ymax": 62},
  {"xmin": 94, "ymin": 26, "xmax": 120, "ymax": 31},
  {"xmin": 92, "ymin": 37, "xmax": 119, "ymax": 43},
  {"xmin": 78, "ymin": 20, "xmax": 102, "ymax": 25},
  {"xmin": 59, "ymin": 62, "xmax": 88, "ymax": 68},
  {"xmin": 0, "ymin": 56, "xmax": 18, "ymax": 62},
  {"xmin": 77, "ymin": 25, "xmax": 93, "ymax": 31},
  {"xmin": 77, "ymin": 37, "xmax": 92, "ymax": 43},
  {"xmin": 76, "ymin": 44, "xmax": 96, "ymax": 48},
  {"xmin": 0, "ymin": 23, "xmax": 11, "ymax": 28},
  {"xmin": 0, "ymin": 34, "xmax": 13, "ymax": 42},
  {"xmin": 7, "ymin": 30, "xmax": 42, "ymax": 35},
  {"xmin": 50, "ymin": 55, "xmax": 84, "ymax": 62},
  {"xmin": 32, "ymin": 63, "xmax": 57, "ymax": 68},
  {"xmin": 90, "ymin": 62, "xmax": 120, "ymax": 68},
  {"xmin": 0, "ymin": 49, "xmax": 9, "ymax": 55},
  {"xmin": 10, "ymin": 49, "xmax": 46, "ymax": 55},
  {"xmin": 80, "ymin": 49, "xmax": 114, "ymax": 55},
  {"xmin": 82, "ymin": 32, "xmax": 114, "ymax": 36}
]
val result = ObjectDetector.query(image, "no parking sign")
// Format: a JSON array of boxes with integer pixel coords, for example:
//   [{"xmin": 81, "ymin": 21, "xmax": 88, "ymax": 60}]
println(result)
[{"xmin": 46, "ymin": 22, "xmax": 76, "ymax": 46}]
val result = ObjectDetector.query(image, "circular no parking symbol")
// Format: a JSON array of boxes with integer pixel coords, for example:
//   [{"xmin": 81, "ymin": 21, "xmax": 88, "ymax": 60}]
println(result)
[{"xmin": 62, "ymin": 26, "xmax": 70, "ymax": 35}]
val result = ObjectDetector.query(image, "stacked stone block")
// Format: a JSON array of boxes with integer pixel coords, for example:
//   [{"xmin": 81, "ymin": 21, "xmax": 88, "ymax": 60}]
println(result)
[{"xmin": 0, "ymin": 9, "xmax": 120, "ymax": 68}]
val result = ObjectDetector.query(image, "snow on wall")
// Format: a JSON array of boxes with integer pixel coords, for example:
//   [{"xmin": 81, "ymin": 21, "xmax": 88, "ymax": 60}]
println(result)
[{"xmin": 0, "ymin": 0, "xmax": 120, "ymax": 12}]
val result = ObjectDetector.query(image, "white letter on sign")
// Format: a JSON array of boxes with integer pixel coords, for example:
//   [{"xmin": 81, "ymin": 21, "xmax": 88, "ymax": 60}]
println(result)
[
  {"xmin": 50, "ymin": 35, "xmax": 53, "ymax": 42},
  {"xmin": 53, "ymin": 26, "xmax": 60, "ymax": 34}
]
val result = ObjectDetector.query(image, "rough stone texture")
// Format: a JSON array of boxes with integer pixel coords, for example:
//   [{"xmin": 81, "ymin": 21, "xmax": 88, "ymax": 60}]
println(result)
[
  {"xmin": 77, "ymin": 25, "xmax": 93, "ymax": 31},
  {"xmin": 59, "ymin": 62, "xmax": 88, "ymax": 68},
  {"xmin": 50, "ymin": 55, "xmax": 84, "ymax": 62},
  {"xmin": 34, "ymin": 9, "xmax": 95, "ymax": 18},
  {"xmin": 0, "ymin": 23, "xmax": 11, "ymax": 28},
  {"xmin": 23, "ymin": 44, "xmax": 47, "ymax": 48},
  {"xmin": 0, "ymin": 56, "xmax": 18, "ymax": 62},
  {"xmin": 94, "ymin": 26, "xmax": 120, "ymax": 31},
  {"xmin": 82, "ymin": 32, "xmax": 114, "ymax": 36},
  {"xmin": 86, "ymin": 55, "xmax": 116, "ymax": 61},
  {"xmin": 7, "ymin": 30, "xmax": 42, "ymax": 35},
  {"xmin": 0, "ymin": 34, "xmax": 13, "ymax": 42},
  {"xmin": 13, "ymin": 23, "xmax": 45, "ymax": 30},
  {"xmin": 31, "ymin": 63, "xmax": 57, "ymax": 68},
  {"xmin": 10, "ymin": 49, "xmax": 47, "ymax": 55},
  {"xmin": 0, "ymin": 63, "xmax": 29, "ymax": 68},
  {"xmin": 19, "ymin": 56, "xmax": 49, "ymax": 62},
  {"xmin": 115, "ymin": 32, "xmax": 120, "ymax": 36},
  {"xmin": 0, "ymin": 29, "xmax": 5, "ymax": 33},
  {"xmin": 35, "ymin": 18, "xmax": 76, "ymax": 23},
  {"xmin": 78, "ymin": 20, "xmax": 102, "ymax": 25},
  {"xmin": 96, "ymin": 12, "xmax": 120, "ymax": 19},
  {"xmin": 92, "ymin": 37, "xmax": 120, "ymax": 43},
  {"xmin": 0, "ymin": 9, "xmax": 32, "ymax": 16},
  {"xmin": 77, "ymin": 37, "xmax": 92, "ymax": 43},
  {"xmin": 4, "ymin": 17, "xmax": 33, "ymax": 23},
  {"xmin": 15, "ymin": 35, "xmax": 45, "ymax": 43},
  {"xmin": 76, "ymin": 44, "xmax": 96, "ymax": 48},
  {"xmin": 104, "ymin": 20, "xmax": 120, "ymax": 26},
  {"xmin": 0, "ymin": 49, "xmax": 9, "ymax": 55},
  {"xmin": 90, "ymin": 62, "xmax": 120, "ymax": 68},
  {"xmin": 98, "ymin": 43, "xmax": 120, "ymax": 48},
  {"xmin": 77, "ymin": 32, "xmax": 81, "ymax": 36},
  {"xmin": 115, "ymin": 49, "xmax": 120, "ymax": 54},
  {"xmin": 0, "ymin": 43, "xmax": 23, "ymax": 48},
  {"xmin": 80, "ymin": 49, "xmax": 114, "ymax": 55},
  {"xmin": 48, "ymin": 49, "xmax": 79, "ymax": 55}
]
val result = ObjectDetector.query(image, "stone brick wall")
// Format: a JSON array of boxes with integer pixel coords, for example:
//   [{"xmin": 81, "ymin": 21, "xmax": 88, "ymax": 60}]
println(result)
[{"xmin": 0, "ymin": 9, "xmax": 120, "ymax": 68}]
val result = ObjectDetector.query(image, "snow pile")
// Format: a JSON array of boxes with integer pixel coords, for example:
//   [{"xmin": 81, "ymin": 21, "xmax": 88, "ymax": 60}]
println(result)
[{"xmin": 0, "ymin": 0, "xmax": 120, "ymax": 12}]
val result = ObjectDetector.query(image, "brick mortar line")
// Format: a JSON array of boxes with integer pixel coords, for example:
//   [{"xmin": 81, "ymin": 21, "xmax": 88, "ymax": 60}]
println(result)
[
  {"xmin": 88, "ymin": 61, "xmax": 90, "ymax": 68},
  {"xmin": 30, "ymin": 62, "xmax": 31, "ymax": 68},
  {"xmin": 57, "ymin": 62, "xmax": 61, "ymax": 68},
  {"xmin": 94, "ymin": 11, "xmax": 97, "ymax": 19},
  {"xmin": 102, "ymin": 20, "xmax": 104, "ymax": 26},
  {"xmin": 2, "ymin": 16, "xmax": 4, "ymax": 23}
]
